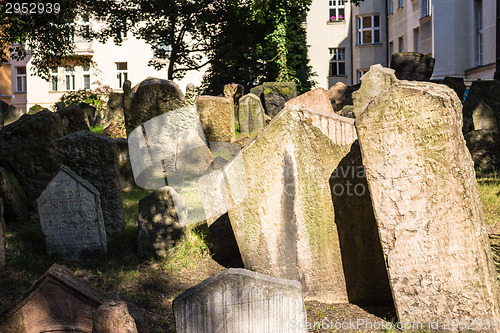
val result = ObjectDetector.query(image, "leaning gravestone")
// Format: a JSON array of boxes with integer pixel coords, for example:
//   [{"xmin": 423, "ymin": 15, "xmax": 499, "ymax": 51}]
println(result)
[
  {"xmin": 173, "ymin": 268, "xmax": 307, "ymax": 333},
  {"xmin": 37, "ymin": 166, "xmax": 107, "ymax": 261},
  {"xmin": 356, "ymin": 78, "xmax": 500, "ymax": 326},
  {"xmin": 238, "ymin": 93, "xmax": 266, "ymax": 134},
  {"xmin": 262, "ymin": 82, "xmax": 297, "ymax": 118},
  {"xmin": 473, "ymin": 101, "xmax": 498, "ymax": 132},
  {"xmin": 0, "ymin": 198, "xmax": 5, "ymax": 269},
  {"xmin": 226, "ymin": 99, "xmax": 357, "ymax": 302},
  {"xmin": 50, "ymin": 131, "xmax": 124, "ymax": 237},
  {"xmin": 196, "ymin": 96, "xmax": 235, "ymax": 142},
  {"xmin": 137, "ymin": 187, "xmax": 186, "ymax": 258}
]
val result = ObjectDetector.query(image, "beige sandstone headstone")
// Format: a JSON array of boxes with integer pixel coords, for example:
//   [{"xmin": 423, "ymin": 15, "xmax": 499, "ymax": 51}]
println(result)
[
  {"xmin": 285, "ymin": 88, "xmax": 334, "ymax": 114},
  {"xmin": 356, "ymin": 79, "xmax": 500, "ymax": 330},
  {"xmin": 227, "ymin": 104, "xmax": 357, "ymax": 302},
  {"xmin": 196, "ymin": 96, "xmax": 235, "ymax": 142}
]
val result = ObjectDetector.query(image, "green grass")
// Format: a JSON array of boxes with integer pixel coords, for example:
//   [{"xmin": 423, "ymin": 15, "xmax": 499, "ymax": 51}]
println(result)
[
  {"xmin": 476, "ymin": 170, "xmax": 500, "ymax": 225},
  {"xmin": 90, "ymin": 124, "xmax": 104, "ymax": 134}
]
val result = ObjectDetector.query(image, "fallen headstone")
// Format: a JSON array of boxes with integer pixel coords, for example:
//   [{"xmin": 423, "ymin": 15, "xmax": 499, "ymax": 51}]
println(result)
[
  {"xmin": 390, "ymin": 52, "xmax": 435, "ymax": 81},
  {"xmin": 51, "ymin": 131, "xmax": 125, "ymax": 237},
  {"xmin": 196, "ymin": 96, "xmax": 235, "ymax": 142},
  {"xmin": 173, "ymin": 268, "xmax": 307, "ymax": 333},
  {"xmin": 0, "ymin": 264, "xmax": 147, "ymax": 333},
  {"xmin": 356, "ymin": 78, "xmax": 500, "ymax": 326},
  {"xmin": 37, "ymin": 165, "xmax": 107, "ymax": 261},
  {"xmin": 137, "ymin": 187, "xmax": 186, "ymax": 258},
  {"xmin": 238, "ymin": 93, "xmax": 266, "ymax": 134}
]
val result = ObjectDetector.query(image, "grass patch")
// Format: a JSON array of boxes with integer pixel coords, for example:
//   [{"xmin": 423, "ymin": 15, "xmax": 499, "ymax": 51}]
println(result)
[
  {"xmin": 476, "ymin": 169, "xmax": 500, "ymax": 225},
  {"xmin": 90, "ymin": 124, "xmax": 104, "ymax": 134}
]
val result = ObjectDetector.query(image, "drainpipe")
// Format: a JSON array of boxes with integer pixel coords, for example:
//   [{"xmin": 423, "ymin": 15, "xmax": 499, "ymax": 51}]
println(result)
[
  {"xmin": 495, "ymin": 0, "xmax": 500, "ymax": 80},
  {"xmin": 350, "ymin": 2, "xmax": 354, "ymax": 85},
  {"xmin": 386, "ymin": 0, "xmax": 389, "ymax": 67}
]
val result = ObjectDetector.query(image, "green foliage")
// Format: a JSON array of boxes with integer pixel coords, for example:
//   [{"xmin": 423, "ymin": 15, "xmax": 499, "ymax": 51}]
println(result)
[{"xmin": 57, "ymin": 86, "xmax": 112, "ymax": 113}]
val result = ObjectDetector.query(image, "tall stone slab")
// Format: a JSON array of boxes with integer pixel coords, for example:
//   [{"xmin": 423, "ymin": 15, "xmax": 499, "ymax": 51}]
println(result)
[
  {"xmin": 196, "ymin": 96, "xmax": 235, "ymax": 142},
  {"xmin": 227, "ymin": 104, "xmax": 357, "ymax": 302},
  {"xmin": 173, "ymin": 268, "xmax": 306, "ymax": 333},
  {"xmin": 37, "ymin": 166, "xmax": 107, "ymax": 261},
  {"xmin": 285, "ymin": 88, "xmax": 334, "ymax": 114},
  {"xmin": 356, "ymin": 80, "xmax": 500, "ymax": 328},
  {"xmin": 51, "ymin": 131, "xmax": 124, "ymax": 237},
  {"xmin": 238, "ymin": 93, "xmax": 266, "ymax": 134}
]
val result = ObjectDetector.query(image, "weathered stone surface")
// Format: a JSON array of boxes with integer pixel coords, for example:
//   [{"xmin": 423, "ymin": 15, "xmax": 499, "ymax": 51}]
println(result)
[
  {"xmin": 105, "ymin": 92, "xmax": 124, "ymax": 126},
  {"xmin": 330, "ymin": 141, "xmax": 392, "ymax": 303},
  {"xmin": 93, "ymin": 302, "xmax": 138, "ymax": 333},
  {"xmin": 137, "ymin": 187, "xmax": 186, "ymax": 258},
  {"xmin": 442, "ymin": 76, "xmax": 466, "ymax": 101},
  {"xmin": 285, "ymin": 88, "xmax": 333, "ymax": 114},
  {"xmin": 488, "ymin": 225, "xmax": 500, "ymax": 283},
  {"xmin": 352, "ymin": 64, "xmax": 398, "ymax": 118},
  {"xmin": 0, "ymin": 110, "xmax": 65, "ymax": 203},
  {"xmin": 0, "ymin": 264, "xmax": 147, "ymax": 333},
  {"xmin": 465, "ymin": 129, "xmax": 500, "ymax": 170},
  {"xmin": 80, "ymin": 102, "xmax": 100, "ymax": 127},
  {"xmin": 102, "ymin": 121, "xmax": 126, "ymax": 138},
  {"xmin": 116, "ymin": 138, "xmax": 136, "ymax": 190},
  {"xmin": 37, "ymin": 165, "xmax": 107, "ymax": 261},
  {"xmin": 207, "ymin": 213, "xmax": 244, "ymax": 268},
  {"xmin": 262, "ymin": 82, "xmax": 297, "ymax": 118},
  {"xmin": 463, "ymin": 80, "xmax": 500, "ymax": 120},
  {"xmin": 123, "ymin": 78, "xmax": 188, "ymax": 135},
  {"xmin": 0, "ymin": 167, "xmax": 30, "ymax": 224},
  {"xmin": 390, "ymin": 52, "xmax": 435, "ymax": 81},
  {"xmin": 51, "ymin": 131, "xmax": 124, "ymax": 237},
  {"xmin": 0, "ymin": 101, "xmax": 23, "ymax": 129},
  {"xmin": 175, "ymin": 129, "xmax": 213, "ymax": 178},
  {"xmin": 56, "ymin": 104, "xmax": 91, "ymax": 134},
  {"xmin": 473, "ymin": 101, "xmax": 498, "ymax": 132},
  {"xmin": 196, "ymin": 96, "xmax": 235, "ymax": 142},
  {"xmin": 356, "ymin": 80, "xmax": 500, "ymax": 326},
  {"xmin": 337, "ymin": 105, "xmax": 355, "ymax": 118},
  {"xmin": 227, "ymin": 104, "xmax": 357, "ymax": 302},
  {"xmin": 173, "ymin": 268, "xmax": 307, "ymax": 333},
  {"xmin": 238, "ymin": 93, "xmax": 266, "ymax": 134},
  {"xmin": 223, "ymin": 83, "xmax": 244, "ymax": 105},
  {"xmin": 0, "ymin": 198, "xmax": 5, "ymax": 270}
]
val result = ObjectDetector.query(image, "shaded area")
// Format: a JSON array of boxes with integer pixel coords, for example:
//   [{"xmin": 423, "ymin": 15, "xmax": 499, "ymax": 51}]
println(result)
[
  {"xmin": 330, "ymin": 141, "xmax": 394, "ymax": 314},
  {"xmin": 206, "ymin": 214, "xmax": 244, "ymax": 268}
]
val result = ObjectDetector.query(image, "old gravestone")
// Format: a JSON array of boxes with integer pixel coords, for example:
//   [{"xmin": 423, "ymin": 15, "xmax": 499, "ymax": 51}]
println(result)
[
  {"xmin": 56, "ymin": 104, "xmax": 91, "ymax": 134},
  {"xmin": 173, "ymin": 268, "xmax": 307, "ymax": 333},
  {"xmin": 37, "ymin": 166, "xmax": 107, "ymax": 261},
  {"xmin": 0, "ymin": 198, "xmax": 5, "ymax": 270},
  {"xmin": 473, "ymin": 101, "xmax": 498, "ymax": 132},
  {"xmin": 226, "ymin": 101, "xmax": 357, "ymax": 302},
  {"xmin": 0, "ymin": 167, "xmax": 30, "ymax": 224},
  {"xmin": 137, "ymin": 187, "xmax": 186, "ymax": 258},
  {"xmin": 356, "ymin": 79, "xmax": 500, "ymax": 326},
  {"xmin": 285, "ymin": 88, "xmax": 334, "ymax": 114},
  {"xmin": 238, "ymin": 93, "xmax": 266, "ymax": 134},
  {"xmin": 390, "ymin": 52, "xmax": 435, "ymax": 81},
  {"xmin": 196, "ymin": 96, "xmax": 235, "ymax": 142},
  {"xmin": 463, "ymin": 80, "xmax": 500, "ymax": 120},
  {"xmin": 50, "ymin": 130, "xmax": 124, "ymax": 237},
  {"xmin": 262, "ymin": 82, "xmax": 297, "ymax": 118}
]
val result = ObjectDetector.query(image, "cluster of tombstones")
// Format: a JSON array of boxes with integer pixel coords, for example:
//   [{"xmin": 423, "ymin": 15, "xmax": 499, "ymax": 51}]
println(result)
[{"xmin": 0, "ymin": 52, "xmax": 500, "ymax": 332}]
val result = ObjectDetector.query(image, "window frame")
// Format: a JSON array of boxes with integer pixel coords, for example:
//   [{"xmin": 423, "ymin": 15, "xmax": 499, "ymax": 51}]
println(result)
[
  {"xmin": 50, "ymin": 67, "xmax": 59, "ymax": 92},
  {"xmin": 329, "ymin": 48, "xmax": 346, "ymax": 77},
  {"xmin": 388, "ymin": 0, "xmax": 393, "ymax": 15},
  {"xmin": 475, "ymin": 0, "xmax": 483, "ymax": 65},
  {"xmin": 356, "ymin": 69, "xmax": 369, "ymax": 84},
  {"xmin": 398, "ymin": 0, "xmax": 403, "ymax": 9},
  {"xmin": 15, "ymin": 66, "xmax": 27, "ymax": 93},
  {"xmin": 398, "ymin": 36, "xmax": 404, "ymax": 53},
  {"xmin": 356, "ymin": 15, "xmax": 381, "ymax": 45},
  {"xmin": 421, "ymin": 0, "xmax": 430, "ymax": 18},
  {"xmin": 328, "ymin": 0, "xmax": 346, "ymax": 22},
  {"xmin": 115, "ymin": 62, "xmax": 128, "ymax": 90},
  {"xmin": 65, "ymin": 66, "xmax": 75, "ymax": 91},
  {"xmin": 82, "ymin": 66, "xmax": 91, "ymax": 90}
]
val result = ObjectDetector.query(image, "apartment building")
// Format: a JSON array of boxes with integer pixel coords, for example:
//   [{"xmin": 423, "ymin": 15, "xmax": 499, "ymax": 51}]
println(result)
[
  {"xmin": 0, "ymin": 19, "xmax": 205, "ymax": 113},
  {"xmin": 307, "ymin": 0, "xmax": 497, "ymax": 88}
]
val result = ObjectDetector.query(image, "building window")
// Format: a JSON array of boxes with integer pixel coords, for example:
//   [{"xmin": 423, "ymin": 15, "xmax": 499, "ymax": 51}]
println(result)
[
  {"xmin": 356, "ymin": 15, "xmax": 381, "ymax": 45},
  {"xmin": 65, "ymin": 66, "xmax": 75, "ymax": 91},
  {"xmin": 388, "ymin": 0, "xmax": 393, "ymax": 14},
  {"xmin": 421, "ymin": 0, "xmax": 430, "ymax": 18},
  {"xmin": 83, "ymin": 66, "xmax": 91, "ymax": 90},
  {"xmin": 357, "ymin": 69, "xmax": 369, "ymax": 84},
  {"xmin": 153, "ymin": 43, "xmax": 172, "ymax": 59},
  {"xmin": 80, "ymin": 15, "xmax": 91, "ymax": 41},
  {"xmin": 329, "ymin": 48, "xmax": 346, "ymax": 77},
  {"xmin": 389, "ymin": 42, "xmax": 394, "ymax": 65},
  {"xmin": 398, "ymin": 36, "xmax": 404, "ymax": 52},
  {"xmin": 116, "ymin": 62, "xmax": 128, "ymax": 89},
  {"xmin": 328, "ymin": 0, "xmax": 345, "ymax": 22},
  {"xmin": 50, "ymin": 67, "xmax": 58, "ymax": 91},
  {"xmin": 475, "ymin": 0, "xmax": 483, "ymax": 65},
  {"xmin": 15, "ymin": 66, "xmax": 26, "ymax": 92},
  {"xmin": 413, "ymin": 28, "xmax": 420, "ymax": 53},
  {"xmin": 398, "ymin": 0, "xmax": 403, "ymax": 9}
]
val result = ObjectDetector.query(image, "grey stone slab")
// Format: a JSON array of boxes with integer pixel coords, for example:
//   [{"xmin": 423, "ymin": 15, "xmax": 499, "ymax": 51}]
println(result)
[
  {"xmin": 356, "ymin": 78, "xmax": 500, "ymax": 328},
  {"xmin": 238, "ymin": 93, "xmax": 265, "ymax": 134},
  {"xmin": 173, "ymin": 268, "xmax": 306, "ymax": 333},
  {"xmin": 37, "ymin": 166, "xmax": 107, "ymax": 261}
]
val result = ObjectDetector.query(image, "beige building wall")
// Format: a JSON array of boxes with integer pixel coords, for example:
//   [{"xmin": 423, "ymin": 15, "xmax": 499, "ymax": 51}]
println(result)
[
  {"xmin": 306, "ymin": 0, "xmax": 352, "ymax": 88},
  {"xmin": 0, "ymin": 63, "xmax": 12, "ymax": 105}
]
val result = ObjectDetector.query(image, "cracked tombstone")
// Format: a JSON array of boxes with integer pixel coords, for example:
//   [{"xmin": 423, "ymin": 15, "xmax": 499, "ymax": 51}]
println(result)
[
  {"xmin": 173, "ymin": 268, "xmax": 307, "ymax": 333},
  {"xmin": 37, "ymin": 166, "xmax": 107, "ymax": 261},
  {"xmin": 355, "ymin": 77, "xmax": 500, "ymax": 329}
]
